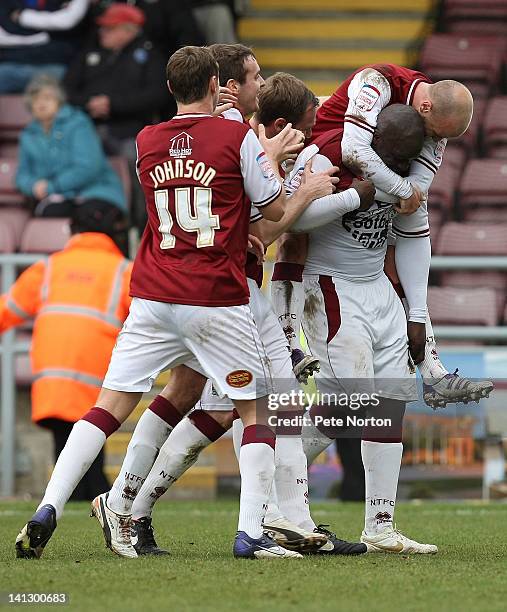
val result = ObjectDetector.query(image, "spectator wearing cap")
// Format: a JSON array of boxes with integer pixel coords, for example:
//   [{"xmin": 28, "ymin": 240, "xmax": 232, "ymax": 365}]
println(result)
[
  {"xmin": 0, "ymin": 0, "xmax": 90, "ymax": 93},
  {"xmin": 63, "ymin": 3, "xmax": 168, "ymax": 162},
  {"xmin": 16, "ymin": 74, "xmax": 126, "ymax": 223},
  {"xmin": 0, "ymin": 200, "xmax": 133, "ymax": 501}
]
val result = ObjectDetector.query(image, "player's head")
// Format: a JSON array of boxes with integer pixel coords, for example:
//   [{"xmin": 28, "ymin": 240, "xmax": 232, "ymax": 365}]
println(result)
[
  {"xmin": 166, "ymin": 46, "xmax": 220, "ymax": 109},
  {"xmin": 70, "ymin": 201, "xmax": 127, "ymax": 251},
  {"xmin": 415, "ymin": 80, "xmax": 473, "ymax": 140},
  {"xmin": 256, "ymin": 72, "xmax": 319, "ymax": 140},
  {"xmin": 209, "ymin": 43, "xmax": 264, "ymax": 116},
  {"xmin": 372, "ymin": 104, "xmax": 425, "ymax": 175}
]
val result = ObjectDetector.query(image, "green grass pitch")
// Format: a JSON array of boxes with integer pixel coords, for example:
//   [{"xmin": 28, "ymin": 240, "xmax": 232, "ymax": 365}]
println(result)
[{"xmin": 0, "ymin": 501, "xmax": 506, "ymax": 612}]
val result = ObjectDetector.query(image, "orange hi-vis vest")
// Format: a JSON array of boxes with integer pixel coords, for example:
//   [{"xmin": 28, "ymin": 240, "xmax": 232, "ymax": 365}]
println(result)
[{"xmin": 0, "ymin": 233, "xmax": 132, "ymax": 423}]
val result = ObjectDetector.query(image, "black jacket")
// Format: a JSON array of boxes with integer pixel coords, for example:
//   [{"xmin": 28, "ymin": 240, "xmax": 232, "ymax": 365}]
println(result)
[{"xmin": 63, "ymin": 35, "xmax": 170, "ymax": 140}]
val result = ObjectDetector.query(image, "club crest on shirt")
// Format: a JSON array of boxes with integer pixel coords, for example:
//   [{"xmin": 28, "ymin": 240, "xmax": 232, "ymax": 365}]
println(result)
[
  {"xmin": 226, "ymin": 370, "xmax": 253, "ymax": 388},
  {"xmin": 169, "ymin": 132, "xmax": 193, "ymax": 158},
  {"xmin": 433, "ymin": 139, "xmax": 446, "ymax": 165},
  {"xmin": 256, "ymin": 152, "xmax": 276, "ymax": 180},
  {"xmin": 354, "ymin": 83, "xmax": 381, "ymax": 112}
]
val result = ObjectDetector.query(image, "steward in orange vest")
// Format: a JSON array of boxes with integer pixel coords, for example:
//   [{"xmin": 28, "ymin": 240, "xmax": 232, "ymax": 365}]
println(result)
[{"xmin": 0, "ymin": 202, "xmax": 132, "ymax": 499}]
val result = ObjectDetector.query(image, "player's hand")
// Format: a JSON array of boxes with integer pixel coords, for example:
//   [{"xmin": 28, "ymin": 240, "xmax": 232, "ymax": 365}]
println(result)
[
  {"xmin": 395, "ymin": 184, "xmax": 424, "ymax": 215},
  {"xmin": 87, "ymin": 95, "xmax": 110, "ymax": 119},
  {"xmin": 351, "ymin": 178, "xmax": 375, "ymax": 211},
  {"xmin": 32, "ymin": 179, "xmax": 48, "ymax": 201},
  {"xmin": 247, "ymin": 234, "xmax": 265, "ymax": 264},
  {"xmin": 299, "ymin": 159, "xmax": 340, "ymax": 201},
  {"xmin": 213, "ymin": 87, "xmax": 238, "ymax": 116},
  {"xmin": 258, "ymin": 122, "xmax": 305, "ymax": 165},
  {"xmin": 407, "ymin": 321, "xmax": 426, "ymax": 365}
]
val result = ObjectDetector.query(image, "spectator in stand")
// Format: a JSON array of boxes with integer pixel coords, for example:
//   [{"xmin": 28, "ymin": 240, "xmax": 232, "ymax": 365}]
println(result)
[
  {"xmin": 63, "ymin": 3, "xmax": 168, "ymax": 161},
  {"xmin": 0, "ymin": 202, "xmax": 132, "ymax": 501},
  {"xmin": 0, "ymin": 1, "xmax": 90, "ymax": 94},
  {"xmin": 16, "ymin": 75, "xmax": 127, "ymax": 250},
  {"xmin": 93, "ymin": 0, "xmax": 205, "ymax": 59},
  {"xmin": 191, "ymin": 0, "xmax": 237, "ymax": 43}
]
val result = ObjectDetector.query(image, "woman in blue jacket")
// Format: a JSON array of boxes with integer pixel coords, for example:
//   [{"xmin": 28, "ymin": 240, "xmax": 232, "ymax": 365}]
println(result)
[{"xmin": 16, "ymin": 74, "xmax": 127, "ymax": 218}]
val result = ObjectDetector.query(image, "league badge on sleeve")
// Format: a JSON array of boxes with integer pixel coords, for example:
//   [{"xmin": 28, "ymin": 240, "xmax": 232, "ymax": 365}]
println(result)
[
  {"xmin": 354, "ymin": 83, "xmax": 381, "ymax": 112},
  {"xmin": 256, "ymin": 152, "xmax": 276, "ymax": 180}
]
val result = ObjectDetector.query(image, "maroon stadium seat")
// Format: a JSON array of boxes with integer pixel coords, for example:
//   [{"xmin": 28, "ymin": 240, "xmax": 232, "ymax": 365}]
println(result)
[
  {"xmin": 0, "ymin": 207, "xmax": 30, "ymax": 249},
  {"xmin": 419, "ymin": 35, "xmax": 505, "ymax": 97},
  {"xmin": 20, "ymin": 218, "xmax": 70, "ymax": 254},
  {"xmin": 427, "ymin": 286, "xmax": 499, "ymax": 326},
  {"xmin": 0, "ymin": 158, "xmax": 24, "ymax": 205},
  {"xmin": 483, "ymin": 97, "xmax": 507, "ymax": 159},
  {"xmin": 428, "ymin": 164, "xmax": 458, "ymax": 212},
  {"xmin": 459, "ymin": 160, "xmax": 507, "ymax": 214},
  {"xmin": 447, "ymin": 21, "xmax": 507, "ymax": 36},
  {"xmin": 435, "ymin": 222, "xmax": 507, "ymax": 255},
  {"xmin": 0, "ymin": 96, "xmax": 32, "ymax": 141},
  {"xmin": 443, "ymin": 0, "xmax": 507, "ymax": 20},
  {"xmin": 0, "ymin": 142, "xmax": 19, "ymax": 158},
  {"xmin": 463, "ymin": 207, "xmax": 507, "ymax": 223},
  {"xmin": 442, "ymin": 145, "xmax": 467, "ymax": 174},
  {"xmin": 441, "ymin": 270, "xmax": 507, "ymax": 292},
  {"xmin": 0, "ymin": 221, "xmax": 15, "ymax": 253},
  {"xmin": 108, "ymin": 156, "xmax": 132, "ymax": 212}
]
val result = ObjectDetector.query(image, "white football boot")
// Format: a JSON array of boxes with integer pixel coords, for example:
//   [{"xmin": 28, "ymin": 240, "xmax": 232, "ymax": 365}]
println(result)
[
  {"xmin": 424, "ymin": 369, "xmax": 494, "ymax": 409},
  {"xmin": 263, "ymin": 516, "xmax": 328, "ymax": 553},
  {"xmin": 91, "ymin": 492, "xmax": 137, "ymax": 558},
  {"xmin": 361, "ymin": 526, "xmax": 438, "ymax": 554}
]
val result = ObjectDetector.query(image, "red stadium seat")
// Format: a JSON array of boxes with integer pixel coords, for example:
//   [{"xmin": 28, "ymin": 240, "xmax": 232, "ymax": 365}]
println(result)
[
  {"xmin": 463, "ymin": 207, "xmax": 507, "ymax": 223},
  {"xmin": 108, "ymin": 156, "xmax": 132, "ymax": 212},
  {"xmin": 443, "ymin": 0, "xmax": 507, "ymax": 20},
  {"xmin": 20, "ymin": 218, "xmax": 71, "ymax": 253},
  {"xmin": 0, "ymin": 207, "xmax": 30, "ymax": 250},
  {"xmin": 427, "ymin": 286, "xmax": 499, "ymax": 326},
  {"xmin": 442, "ymin": 145, "xmax": 467, "ymax": 174},
  {"xmin": 483, "ymin": 97, "xmax": 507, "ymax": 159},
  {"xmin": 441, "ymin": 270, "xmax": 507, "ymax": 292},
  {"xmin": 0, "ymin": 158, "xmax": 24, "ymax": 205},
  {"xmin": 435, "ymin": 222, "xmax": 507, "ymax": 255},
  {"xmin": 459, "ymin": 160, "xmax": 507, "ymax": 213},
  {"xmin": 447, "ymin": 21, "xmax": 507, "ymax": 36},
  {"xmin": 0, "ymin": 96, "xmax": 32, "ymax": 141},
  {"xmin": 0, "ymin": 142, "xmax": 19, "ymax": 158},
  {"xmin": 419, "ymin": 35, "xmax": 505, "ymax": 97},
  {"xmin": 428, "ymin": 164, "xmax": 458, "ymax": 212},
  {"xmin": 0, "ymin": 221, "xmax": 15, "ymax": 253}
]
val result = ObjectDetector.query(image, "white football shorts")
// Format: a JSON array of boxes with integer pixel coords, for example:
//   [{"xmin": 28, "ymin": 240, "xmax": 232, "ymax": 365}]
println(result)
[
  {"xmin": 198, "ymin": 279, "xmax": 296, "ymax": 411},
  {"xmin": 103, "ymin": 294, "xmax": 274, "ymax": 400},
  {"xmin": 302, "ymin": 273, "xmax": 417, "ymax": 402}
]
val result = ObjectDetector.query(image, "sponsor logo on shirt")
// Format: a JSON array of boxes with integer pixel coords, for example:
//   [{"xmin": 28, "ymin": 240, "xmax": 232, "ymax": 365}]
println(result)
[
  {"xmin": 226, "ymin": 370, "xmax": 253, "ymax": 388},
  {"xmin": 354, "ymin": 83, "xmax": 381, "ymax": 112},
  {"xmin": 342, "ymin": 203, "xmax": 395, "ymax": 249},
  {"xmin": 169, "ymin": 132, "xmax": 193, "ymax": 158},
  {"xmin": 256, "ymin": 152, "xmax": 276, "ymax": 180}
]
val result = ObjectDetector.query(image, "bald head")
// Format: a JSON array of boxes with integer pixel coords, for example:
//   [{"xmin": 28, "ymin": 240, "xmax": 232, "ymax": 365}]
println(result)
[{"xmin": 414, "ymin": 80, "xmax": 473, "ymax": 140}]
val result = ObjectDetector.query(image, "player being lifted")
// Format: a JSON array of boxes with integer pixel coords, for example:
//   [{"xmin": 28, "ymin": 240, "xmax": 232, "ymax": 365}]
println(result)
[
  {"xmin": 271, "ymin": 63, "xmax": 493, "ymax": 408},
  {"xmin": 15, "ymin": 46, "xmax": 317, "ymax": 561}
]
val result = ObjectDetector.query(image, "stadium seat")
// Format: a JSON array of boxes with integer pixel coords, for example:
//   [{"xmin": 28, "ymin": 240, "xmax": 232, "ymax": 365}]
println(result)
[
  {"xmin": 442, "ymin": 145, "xmax": 467, "ymax": 174},
  {"xmin": 419, "ymin": 34, "xmax": 505, "ymax": 97},
  {"xmin": 428, "ymin": 163, "xmax": 458, "ymax": 212},
  {"xmin": 108, "ymin": 156, "xmax": 132, "ymax": 212},
  {"xmin": 443, "ymin": 0, "xmax": 507, "ymax": 20},
  {"xmin": 441, "ymin": 270, "xmax": 507, "ymax": 292},
  {"xmin": 0, "ymin": 95, "xmax": 31, "ymax": 141},
  {"xmin": 435, "ymin": 222, "xmax": 507, "ymax": 255},
  {"xmin": 451, "ymin": 98, "xmax": 484, "ymax": 153},
  {"xmin": 0, "ymin": 158, "xmax": 24, "ymax": 205},
  {"xmin": 459, "ymin": 160, "xmax": 507, "ymax": 215},
  {"xmin": 20, "ymin": 218, "xmax": 71, "ymax": 254},
  {"xmin": 0, "ymin": 142, "xmax": 19, "ymax": 158},
  {"xmin": 427, "ymin": 286, "xmax": 499, "ymax": 326},
  {"xmin": 0, "ymin": 207, "xmax": 30, "ymax": 250},
  {"xmin": 463, "ymin": 207, "xmax": 507, "ymax": 223},
  {"xmin": 483, "ymin": 97, "xmax": 507, "ymax": 159},
  {"xmin": 0, "ymin": 221, "xmax": 15, "ymax": 253}
]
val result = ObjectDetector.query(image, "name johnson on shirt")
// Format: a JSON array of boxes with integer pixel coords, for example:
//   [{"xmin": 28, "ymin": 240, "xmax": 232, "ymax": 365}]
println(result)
[{"xmin": 149, "ymin": 158, "xmax": 217, "ymax": 189}]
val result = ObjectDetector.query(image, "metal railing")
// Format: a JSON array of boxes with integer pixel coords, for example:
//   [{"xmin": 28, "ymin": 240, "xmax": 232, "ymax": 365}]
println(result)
[{"xmin": 1, "ymin": 253, "xmax": 507, "ymax": 497}]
